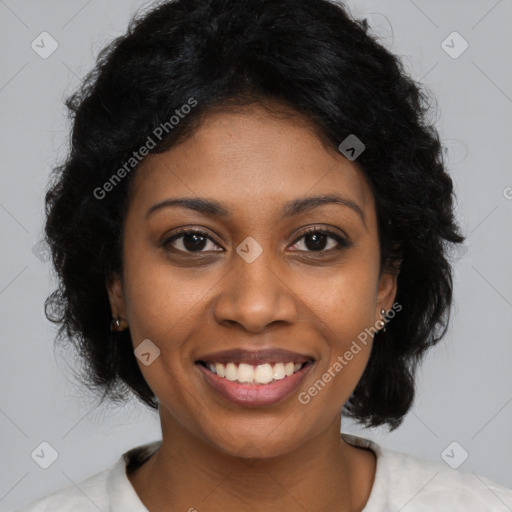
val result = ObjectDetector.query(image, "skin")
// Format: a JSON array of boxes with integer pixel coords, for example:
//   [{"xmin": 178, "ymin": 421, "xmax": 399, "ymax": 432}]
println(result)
[{"xmin": 107, "ymin": 101, "xmax": 399, "ymax": 512}]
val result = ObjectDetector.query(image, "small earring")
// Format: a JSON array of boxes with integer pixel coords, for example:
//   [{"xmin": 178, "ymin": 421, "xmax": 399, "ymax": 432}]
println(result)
[
  {"xmin": 380, "ymin": 308, "xmax": 387, "ymax": 332},
  {"xmin": 110, "ymin": 315, "xmax": 127, "ymax": 332}
]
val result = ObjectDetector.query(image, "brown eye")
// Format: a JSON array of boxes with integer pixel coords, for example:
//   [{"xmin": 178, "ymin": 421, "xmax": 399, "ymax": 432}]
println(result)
[
  {"xmin": 162, "ymin": 229, "xmax": 223, "ymax": 253},
  {"xmin": 289, "ymin": 228, "xmax": 351, "ymax": 253}
]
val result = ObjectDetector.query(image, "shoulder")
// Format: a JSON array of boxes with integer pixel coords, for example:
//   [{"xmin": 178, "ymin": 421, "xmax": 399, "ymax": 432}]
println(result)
[
  {"xmin": 13, "ymin": 468, "xmax": 111, "ymax": 512},
  {"xmin": 13, "ymin": 440, "xmax": 160, "ymax": 512},
  {"xmin": 381, "ymin": 443, "xmax": 512, "ymax": 511},
  {"xmin": 342, "ymin": 434, "xmax": 512, "ymax": 511}
]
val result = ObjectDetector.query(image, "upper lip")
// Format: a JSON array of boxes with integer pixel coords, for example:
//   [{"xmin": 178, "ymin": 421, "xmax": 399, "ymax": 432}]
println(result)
[{"xmin": 195, "ymin": 348, "xmax": 315, "ymax": 366}]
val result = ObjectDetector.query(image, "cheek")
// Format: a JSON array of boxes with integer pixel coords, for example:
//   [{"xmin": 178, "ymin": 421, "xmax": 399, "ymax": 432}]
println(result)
[
  {"xmin": 122, "ymin": 244, "xmax": 212, "ymax": 341},
  {"xmin": 295, "ymin": 258, "xmax": 378, "ymax": 403},
  {"xmin": 120, "ymin": 256, "xmax": 200, "ymax": 405},
  {"xmin": 299, "ymin": 256, "xmax": 379, "ymax": 336}
]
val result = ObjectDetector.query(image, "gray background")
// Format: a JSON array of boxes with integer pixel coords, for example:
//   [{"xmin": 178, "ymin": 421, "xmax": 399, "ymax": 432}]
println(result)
[{"xmin": 1, "ymin": 0, "xmax": 511, "ymax": 510}]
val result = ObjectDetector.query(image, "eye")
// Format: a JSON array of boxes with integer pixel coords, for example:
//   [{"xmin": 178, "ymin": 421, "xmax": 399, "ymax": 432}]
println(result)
[
  {"xmin": 162, "ymin": 228, "xmax": 223, "ymax": 253},
  {"xmin": 162, "ymin": 226, "xmax": 351, "ymax": 255},
  {"xmin": 289, "ymin": 227, "xmax": 351, "ymax": 253}
]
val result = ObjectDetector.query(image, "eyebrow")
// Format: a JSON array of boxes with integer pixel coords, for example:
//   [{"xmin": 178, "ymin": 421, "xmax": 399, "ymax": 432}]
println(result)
[{"xmin": 146, "ymin": 194, "xmax": 366, "ymax": 226}]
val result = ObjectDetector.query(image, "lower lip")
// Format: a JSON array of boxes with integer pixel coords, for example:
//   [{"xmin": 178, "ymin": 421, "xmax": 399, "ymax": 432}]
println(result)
[{"xmin": 195, "ymin": 362, "xmax": 314, "ymax": 407}]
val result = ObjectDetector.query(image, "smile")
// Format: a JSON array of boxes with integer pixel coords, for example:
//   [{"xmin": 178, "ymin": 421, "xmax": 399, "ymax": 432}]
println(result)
[
  {"xmin": 195, "ymin": 359, "xmax": 314, "ymax": 407},
  {"xmin": 198, "ymin": 361, "xmax": 307, "ymax": 385}
]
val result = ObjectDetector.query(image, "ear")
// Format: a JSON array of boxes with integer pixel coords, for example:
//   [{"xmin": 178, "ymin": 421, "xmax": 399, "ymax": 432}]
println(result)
[
  {"xmin": 375, "ymin": 264, "xmax": 400, "ymax": 325},
  {"xmin": 106, "ymin": 272, "xmax": 127, "ymax": 319}
]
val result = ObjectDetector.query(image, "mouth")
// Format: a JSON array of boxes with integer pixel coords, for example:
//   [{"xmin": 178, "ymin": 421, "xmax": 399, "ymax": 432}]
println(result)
[
  {"xmin": 194, "ymin": 349, "xmax": 315, "ymax": 407},
  {"xmin": 195, "ymin": 360, "xmax": 313, "ymax": 385}
]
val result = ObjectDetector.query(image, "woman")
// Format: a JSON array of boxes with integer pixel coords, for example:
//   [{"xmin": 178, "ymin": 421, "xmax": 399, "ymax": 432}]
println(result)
[{"xmin": 17, "ymin": 0, "xmax": 512, "ymax": 510}]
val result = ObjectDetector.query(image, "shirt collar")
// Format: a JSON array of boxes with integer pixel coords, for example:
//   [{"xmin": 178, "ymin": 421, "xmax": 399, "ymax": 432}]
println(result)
[{"xmin": 107, "ymin": 434, "xmax": 385, "ymax": 511}]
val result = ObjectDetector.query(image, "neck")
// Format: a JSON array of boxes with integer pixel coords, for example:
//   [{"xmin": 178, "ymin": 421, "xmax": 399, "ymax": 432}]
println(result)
[{"xmin": 128, "ymin": 410, "xmax": 375, "ymax": 512}]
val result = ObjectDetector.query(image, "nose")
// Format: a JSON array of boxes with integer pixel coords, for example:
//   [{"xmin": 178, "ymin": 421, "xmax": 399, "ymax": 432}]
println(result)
[{"xmin": 212, "ymin": 249, "xmax": 299, "ymax": 334}]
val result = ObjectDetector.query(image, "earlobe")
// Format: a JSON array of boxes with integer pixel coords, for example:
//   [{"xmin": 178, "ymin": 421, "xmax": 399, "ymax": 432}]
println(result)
[{"xmin": 106, "ymin": 272, "xmax": 123, "ymax": 303}]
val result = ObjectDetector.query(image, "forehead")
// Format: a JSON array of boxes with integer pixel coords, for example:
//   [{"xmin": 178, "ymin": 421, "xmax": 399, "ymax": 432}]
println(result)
[{"xmin": 130, "ymin": 103, "xmax": 374, "ymax": 220}]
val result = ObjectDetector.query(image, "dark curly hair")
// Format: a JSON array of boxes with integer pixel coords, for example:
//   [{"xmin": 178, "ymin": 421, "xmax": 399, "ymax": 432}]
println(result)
[{"xmin": 44, "ymin": 0, "xmax": 465, "ymax": 431}]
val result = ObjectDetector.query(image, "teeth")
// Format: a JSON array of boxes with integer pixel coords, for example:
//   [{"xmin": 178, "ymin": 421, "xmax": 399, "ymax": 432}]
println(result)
[
  {"xmin": 225, "ymin": 362, "xmax": 238, "ymax": 381},
  {"xmin": 204, "ymin": 361, "xmax": 307, "ymax": 384},
  {"xmin": 273, "ymin": 362, "xmax": 285, "ymax": 380},
  {"xmin": 254, "ymin": 363, "xmax": 273, "ymax": 384},
  {"xmin": 238, "ymin": 363, "xmax": 255, "ymax": 383},
  {"xmin": 215, "ymin": 363, "xmax": 225, "ymax": 377}
]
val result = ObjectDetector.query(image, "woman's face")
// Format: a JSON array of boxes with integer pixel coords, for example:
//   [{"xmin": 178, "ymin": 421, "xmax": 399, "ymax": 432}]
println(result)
[{"xmin": 108, "ymin": 102, "xmax": 398, "ymax": 458}]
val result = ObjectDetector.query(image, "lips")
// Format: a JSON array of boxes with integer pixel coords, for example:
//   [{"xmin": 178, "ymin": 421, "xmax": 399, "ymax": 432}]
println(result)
[
  {"xmin": 195, "ymin": 347, "xmax": 315, "ymax": 366},
  {"xmin": 194, "ymin": 347, "xmax": 316, "ymax": 407},
  {"xmin": 196, "ymin": 360, "xmax": 314, "ymax": 407}
]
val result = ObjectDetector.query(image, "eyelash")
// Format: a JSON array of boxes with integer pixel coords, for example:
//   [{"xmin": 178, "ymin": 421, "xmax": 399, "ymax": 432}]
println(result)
[{"xmin": 161, "ymin": 227, "xmax": 351, "ymax": 255}]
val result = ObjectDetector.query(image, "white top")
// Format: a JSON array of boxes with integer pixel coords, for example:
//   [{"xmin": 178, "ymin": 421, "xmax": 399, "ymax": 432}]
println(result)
[{"xmin": 15, "ymin": 433, "xmax": 512, "ymax": 511}]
